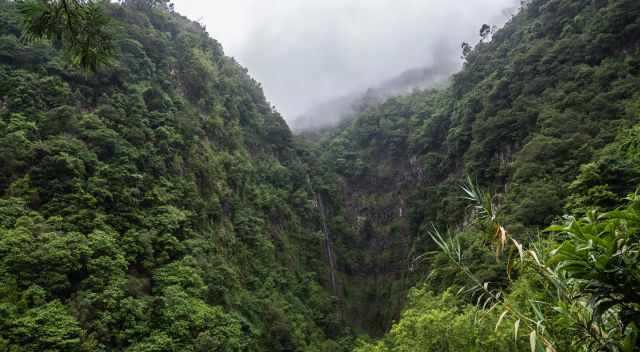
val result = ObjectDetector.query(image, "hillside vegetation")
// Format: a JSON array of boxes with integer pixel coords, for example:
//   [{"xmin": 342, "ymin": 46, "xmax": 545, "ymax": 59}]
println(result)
[
  {"xmin": 308, "ymin": 0, "xmax": 640, "ymax": 349},
  {"xmin": 0, "ymin": 0, "xmax": 639, "ymax": 351},
  {"xmin": 0, "ymin": 1, "xmax": 351, "ymax": 351}
]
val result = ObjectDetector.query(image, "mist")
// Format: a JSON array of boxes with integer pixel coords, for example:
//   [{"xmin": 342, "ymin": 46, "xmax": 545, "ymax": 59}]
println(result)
[{"xmin": 172, "ymin": 0, "xmax": 519, "ymax": 123}]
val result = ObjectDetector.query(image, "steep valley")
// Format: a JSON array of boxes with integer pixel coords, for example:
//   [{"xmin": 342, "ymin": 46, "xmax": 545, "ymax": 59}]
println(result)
[
  {"xmin": 1, "ymin": 0, "xmax": 640, "ymax": 351},
  {"xmin": 302, "ymin": 0, "xmax": 640, "ymax": 341}
]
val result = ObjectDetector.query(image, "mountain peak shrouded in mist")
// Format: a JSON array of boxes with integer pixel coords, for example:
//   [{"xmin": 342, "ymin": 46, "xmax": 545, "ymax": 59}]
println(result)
[
  {"xmin": 173, "ymin": 0, "xmax": 520, "ymax": 122},
  {"xmin": 3, "ymin": 0, "xmax": 639, "ymax": 351},
  {"xmin": 290, "ymin": 59, "xmax": 457, "ymax": 132}
]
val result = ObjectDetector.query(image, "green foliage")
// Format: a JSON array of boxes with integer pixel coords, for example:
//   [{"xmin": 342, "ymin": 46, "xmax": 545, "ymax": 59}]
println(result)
[
  {"xmin": 354, "ymin": 288, "xmax": 523, "ymax": 352},
  {"xmin": 2, "ymin": 301, "xmax": 85, "ymax": 351},
  {"xmin": 3, "ymin": 0, "xmax": 640, "ymax": 350},
  {"xmin": 547, "ymin": 196, "xmax": 640, "ymax": 350},
  {"xmin": 422, "ymin": 179, "xmax": 640, "ymax": 351},
  {"xmin": 302, "ymin": 0, "xmax": 640, "ymax": 340},
  {"xmin": 18, "ymin": 0, "xmax": 117, "ymax": 73},
  {"xmin": 568, "ymin": 124, "xmax": 640, "ymax": 212},
  {"xmin": 0, "ymin": 0, "xmax": 349, "ymax": 350}
]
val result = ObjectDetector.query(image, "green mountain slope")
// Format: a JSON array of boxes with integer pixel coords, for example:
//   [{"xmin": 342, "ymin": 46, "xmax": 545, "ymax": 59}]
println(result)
[
  {"xmin": 305, "ymin": 0, "xmax": 640, "ymax": 340},
  {"xmin": 0, "ymin": 1, "xmax": 352, "ymax": 351},
  {"xmin": 1, "ymin": 0, "xmax": 640, "ymax": 351}
]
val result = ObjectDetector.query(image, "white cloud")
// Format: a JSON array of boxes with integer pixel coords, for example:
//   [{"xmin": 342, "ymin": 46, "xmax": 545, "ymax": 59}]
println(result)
[{"xmin": 172, "ymin": 0, "xmax": 519, "ymax": 121}]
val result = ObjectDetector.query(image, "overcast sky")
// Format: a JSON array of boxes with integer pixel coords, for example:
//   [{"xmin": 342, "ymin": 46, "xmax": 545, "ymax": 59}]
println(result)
[{"xmin": 172, "ymin": 0, "xmax": 519, "ymax": 122}]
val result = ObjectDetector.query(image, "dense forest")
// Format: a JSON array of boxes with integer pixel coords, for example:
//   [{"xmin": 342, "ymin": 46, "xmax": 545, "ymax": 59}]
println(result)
[
  {"xmin": 313, "ymin": 0, "xmax": 640, "ymax": 351},
  {"xmin": 0, "ymin": 1, "xmax": 350, "ymax": 350},
  {"xmin": 0, "ymin": 0, "xmax": 639, "ymax": 351}
]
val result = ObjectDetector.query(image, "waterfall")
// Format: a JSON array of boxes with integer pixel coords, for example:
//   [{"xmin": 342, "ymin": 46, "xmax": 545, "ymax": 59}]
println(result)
[
  {"xmin": 306, "ymin": 175, "xmax": 338, "ymax": 296},
  {"xmin": 317, "ymin": 193, "xmax": 338, "ymax": 296}
]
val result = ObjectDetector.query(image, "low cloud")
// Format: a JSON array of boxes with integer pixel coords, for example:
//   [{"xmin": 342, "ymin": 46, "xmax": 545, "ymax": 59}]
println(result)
[{"xmin": 173, "ymin": 0, "xmax": 519, "ymax": 122}]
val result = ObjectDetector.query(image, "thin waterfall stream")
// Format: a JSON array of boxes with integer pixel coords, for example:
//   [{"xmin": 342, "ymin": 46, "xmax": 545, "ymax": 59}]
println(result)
[
  {"xmin": 305, "ymin": 174, "xmax": 338, "ymax": 296},
  {"xmin": 317, "ymin": 193, "xmax": 338, "ymax": 296}
]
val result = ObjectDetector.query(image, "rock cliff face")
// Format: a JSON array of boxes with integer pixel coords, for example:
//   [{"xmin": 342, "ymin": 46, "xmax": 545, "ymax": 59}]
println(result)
[
  {"xmin": 304, "ymin": 0, "xmax": 640, "ymax": 337},
  {"xmin": 1, "ymin": 0, "xmax": 640, "ymax": 350}
]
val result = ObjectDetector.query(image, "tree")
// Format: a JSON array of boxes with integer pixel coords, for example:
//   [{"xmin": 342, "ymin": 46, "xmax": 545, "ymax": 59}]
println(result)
[
  {"xmin": 460, "ymin": 42, "xmax": 472, "ymax": 60},
  {"xmin": 4, "ymin": 301, "xmax": 86, "ymax": 351},
  {"xmin": 18, "ymin": 0, "xmax": 116, "ymax": 72},
  {"xmin": 479, "ymin": 24, "xmax": 491, "ymax": 41}
]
